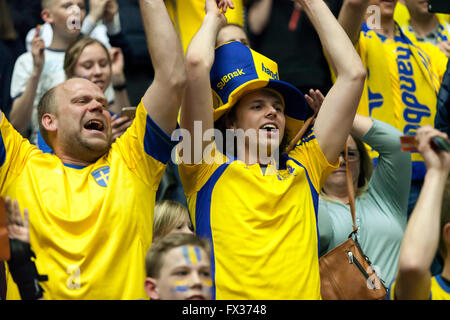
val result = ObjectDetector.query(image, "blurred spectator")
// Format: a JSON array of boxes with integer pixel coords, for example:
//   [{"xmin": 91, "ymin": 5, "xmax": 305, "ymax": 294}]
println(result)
[
  {"xmin": 216, "ymin": 23, "xmax": 250, "ymax": 47},
  {"xmin": 394, "ymin": 0, "xmax": 450, "ymax": 28},
  {"xmin": 319, "ymin": 114, "xmax": 411, "ymax": 286},
  {"xmin": 4, "ymin": 197, "xmax": 47, "ymax": 300},
  {"xmin": 246, "ymin": 0, "xmax": 343, "ymax": 95},
  {"xmin": 144, "ymin": 233, "xmax": 212, "ymax": 300},
  {"xmin": 400, "ymin": 0, "xmax": 450, "ymax": 57},
  {"xmin": 9, "ymin": 0, "xmax": 88, "ymax": 144},
  {"xmin": 337, "ymin": 0, "xmax": 448, "ymax": 217},
  {"xmin": 153, "ymin": 200, "xmax": 193, "ymax": 243},
  {"xmin": 165, "ymin": 0, "xmax": 245, "ymax": 53},
  {"xmin": 0, "ymin": 0, "xmax": 25, "ymax": 117},
  {"xmin": 435, "ymin": 59, "xmax": 450, "ymax": 135},
  {"xmin": 25, "ymin": 0, "xmax": 122, "ymax": 52},
  {"xmin": 388, "ymin": 126, "xmax": 450, "ymax": 300}
]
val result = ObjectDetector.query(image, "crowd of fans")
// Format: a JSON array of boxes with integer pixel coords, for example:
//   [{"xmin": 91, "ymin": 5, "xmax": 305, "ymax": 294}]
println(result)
[{"xmin": 0, "ymin": 0, "xmax": 449, "ymax": 300}]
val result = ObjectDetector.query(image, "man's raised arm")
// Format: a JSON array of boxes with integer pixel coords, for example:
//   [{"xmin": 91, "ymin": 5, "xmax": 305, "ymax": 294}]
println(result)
[
  {"xmin": 180, "ymin": 0, "xmax": 231, "ymax": 164},
  {"xmin": 138, "ymin": 0, "xmax": 187, "ymax": 135},
  {"xmin": 294, "ymin": 0, "xmax": 366, "ymax": 164},
  {"xmin": 338, "ymin": 0, "xmax": 370, "ymax": 45}
]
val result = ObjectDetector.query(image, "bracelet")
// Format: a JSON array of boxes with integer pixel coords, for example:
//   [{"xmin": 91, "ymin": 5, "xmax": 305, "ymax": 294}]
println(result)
[{"xmin": 113, "ymin": 83, "xmax": 127, "ymax": 91}]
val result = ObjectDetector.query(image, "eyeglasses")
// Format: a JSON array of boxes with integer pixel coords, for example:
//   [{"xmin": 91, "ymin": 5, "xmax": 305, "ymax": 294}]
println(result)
[{"xmin": 339, "ymin": 149, "xmax": 360, "ymax": 162}]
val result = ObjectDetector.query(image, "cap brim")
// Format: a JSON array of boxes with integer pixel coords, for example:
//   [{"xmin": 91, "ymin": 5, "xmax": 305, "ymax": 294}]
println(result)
[{"xmin": 214, "ymin": 79, "xmax": 311, "ymax": 120}]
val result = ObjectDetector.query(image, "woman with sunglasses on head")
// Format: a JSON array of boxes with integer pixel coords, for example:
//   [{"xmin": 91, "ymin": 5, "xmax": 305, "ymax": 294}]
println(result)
[{"xmin": 319, "ymin": 112, "xmax": 412, "ymax": 287}]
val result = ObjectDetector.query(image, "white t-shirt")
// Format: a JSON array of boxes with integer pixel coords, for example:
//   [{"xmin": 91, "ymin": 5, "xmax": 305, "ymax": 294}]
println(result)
[
  {"xmin": 10, "ymin": 49, "xmax": 114, "ymax": 145},
  {"xmin": 24, "ymin": 14, "xmax": 122, "ymax": 52}
]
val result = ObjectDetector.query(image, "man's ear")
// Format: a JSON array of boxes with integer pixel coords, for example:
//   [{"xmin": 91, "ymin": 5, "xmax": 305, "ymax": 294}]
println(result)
[
  {"xmin": 42, "ymin": 113, "xmax": 57, "ymax": 133},
  {"xmin": 41, "ymin": 9, "xmax": 53, "ymax": 24},
  {"xmin": 144, "ymin": 277, "xmax": 160, "ymax": 300}
]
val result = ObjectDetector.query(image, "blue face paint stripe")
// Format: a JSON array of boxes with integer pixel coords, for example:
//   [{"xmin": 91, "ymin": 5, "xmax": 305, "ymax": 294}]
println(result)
[
  {"xmin": 181, "ymin": 246, "xmax": 191, "ymax": 265},
  {"xmin": 195, "ymin": 162, "xmax": 230, "ymax": 300},
  {"xmin": 172, "ymin": 285, "xmax": 189, "ymax": 292},
  {"xmin": 194, "ymin": 246, "xmax": 202, "ymax": 262}
]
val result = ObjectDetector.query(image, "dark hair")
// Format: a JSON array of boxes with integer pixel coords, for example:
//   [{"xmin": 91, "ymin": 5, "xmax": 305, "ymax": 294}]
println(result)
[
  {"xmin": 145, "ymin": 233, "xmax": 211, "ymax": 278},
  {"xmin": 37, "ymin": 86, "xmax": 59, "ymax": 147},
  {"xmin": 214, "ymin": 98, "xmax": 288, "ymax": 162}
]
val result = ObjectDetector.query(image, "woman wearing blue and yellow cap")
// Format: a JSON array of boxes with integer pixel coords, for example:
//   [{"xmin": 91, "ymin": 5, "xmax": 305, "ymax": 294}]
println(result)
[{"xmin": 177, "ymin": 0, "xmax": 366, "ymax": 299}]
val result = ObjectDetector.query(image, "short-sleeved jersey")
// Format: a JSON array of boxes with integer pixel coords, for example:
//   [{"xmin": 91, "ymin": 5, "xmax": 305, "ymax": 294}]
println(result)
[
  {"xmin": 355, "ymin": 23, "xmax": 448, "ymax": 180},
  {"xmin": 388, "ymin": 275, "xmax": 450, "ymax": 300},
  {"xmin": 10, "ymin": 49, "xmax": 115, "ymax": 145},
  {"xmin": 165, "ymin": 0, "xmax": 244, "ymax": 52},
  {"xmin": 2, "ymin": 101, "xmax": 174, "ymax": 299},
  {"xmin": 178, "ymin": 131, "xmax": 338, "ymax": 299}
]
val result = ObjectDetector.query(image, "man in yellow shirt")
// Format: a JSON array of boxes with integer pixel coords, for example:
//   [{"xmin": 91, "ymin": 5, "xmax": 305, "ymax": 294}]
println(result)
[
  {"xmin": 400, "ymin": 0, "xmax": 450, "ymax": 57},
  {"xmin": 2, "ymin": 0, "xmax": 186, "ymax": 299},
  {"xmin": 337, "ymin": 0, "xmax": 448, "ymax": 214}
]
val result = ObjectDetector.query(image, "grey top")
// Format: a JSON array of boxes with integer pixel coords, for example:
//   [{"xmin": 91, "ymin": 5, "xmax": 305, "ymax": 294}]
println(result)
[{"xmin": 318, "ymin": 119, "xmax": 412, "ymax": 286}]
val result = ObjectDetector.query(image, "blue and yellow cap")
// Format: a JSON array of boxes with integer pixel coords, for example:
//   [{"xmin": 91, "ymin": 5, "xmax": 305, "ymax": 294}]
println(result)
[{"xmin": 210, "ymin": 41, "xmax": 313, "ymax": 142}]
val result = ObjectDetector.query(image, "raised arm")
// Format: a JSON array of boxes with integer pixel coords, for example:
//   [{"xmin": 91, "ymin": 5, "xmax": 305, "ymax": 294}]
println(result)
[
  {"xmin": 338, "ymin": 0, "xmax": 370, "ymax": 45},
  {"xmin": 9, "ymin": 32, "xmax": 45, "ymax": 135},
  {"xmin": 295, "ymin": 0, "xmax": 366, "ymax": 164},
  {"xmin": 180, "ymin": 0, "xmax": 229, "ymax": 164},
  {"xmin": 247, "ymin": 0, "xmax": 272, "ymax": 35},
  {"xmin": 394, "ymin": 126, "xmax": 450, "ymax": 300},
  {"xmin": 138, "ymin": 0, "xmax": 186, "ymax": 135}
]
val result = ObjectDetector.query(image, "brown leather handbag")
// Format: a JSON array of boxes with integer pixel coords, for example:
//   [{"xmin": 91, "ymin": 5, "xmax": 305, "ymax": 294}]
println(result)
[{"xmin": 318, "ymin": 145, "xmax": 387, "ymax": 300}]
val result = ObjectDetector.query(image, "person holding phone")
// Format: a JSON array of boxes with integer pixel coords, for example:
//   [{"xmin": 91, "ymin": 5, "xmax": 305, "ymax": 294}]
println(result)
[{"xmin": 388, "ymin": 126, "xmax": 450, "ymax": 300}]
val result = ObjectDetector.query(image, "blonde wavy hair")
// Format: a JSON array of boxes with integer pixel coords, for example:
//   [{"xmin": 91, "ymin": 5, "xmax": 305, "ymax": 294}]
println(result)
[{"xmin": 153, "ymin": 200, "xmax": 192, "ymax": 242}]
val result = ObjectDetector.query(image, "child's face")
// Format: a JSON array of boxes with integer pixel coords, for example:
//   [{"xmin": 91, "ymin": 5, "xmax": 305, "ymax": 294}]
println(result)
[
  {"xmin": 156, "ymin": 245, "xmax": 212, "ymax": 300},
  {"xmin": 46, "ymin": 0, "xmax": 87, "ymax": 37}
]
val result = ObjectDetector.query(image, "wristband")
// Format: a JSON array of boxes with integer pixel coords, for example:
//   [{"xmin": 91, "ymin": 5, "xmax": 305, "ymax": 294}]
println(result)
[
  {"xmin": 113, "ymin": 83, "xmax": 127, "ymax": 91},
  {"xmin": 7, "ymin": 239, "xmax": 48, "ymax": 300}
]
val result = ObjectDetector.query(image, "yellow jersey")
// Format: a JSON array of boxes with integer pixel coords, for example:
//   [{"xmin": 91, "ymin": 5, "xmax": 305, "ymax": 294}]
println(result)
[
  {"xmin": 355, "ymin": 22, "xmax": 448, "ymax": 180},
  {"xmin": 388, "ymin": 275, "xmax": 450, "ymax": 300},
  {"xmin": 165, "ymin": 0, "xmax": 244, "ymax": 52},
  {"xmin": 2, "ymin": 101, "xmax": 174, "ymax": 299},
  {"xmin": 178, "ymin": 130, "xmax": 338, "ymax": 299}
]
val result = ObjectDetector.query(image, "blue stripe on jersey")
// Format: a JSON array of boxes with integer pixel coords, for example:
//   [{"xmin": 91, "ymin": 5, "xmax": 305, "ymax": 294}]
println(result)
[
  {"xmin": 64, "ymin": 163, "xmax": 87, "ymax": 169},
  {"xmin": 195, "ymin": 162, "xmax": 230, "ymax": 300},
  {"xmin": 144, "ymin": 115, "xmax": 176, "ymax": 164},
  {"xmin": 0, "ymin": 130, "xmax": 5, "ymax": 166},
  {"xmin": 436, "ymin": 275, "xmax": 450, "ymax": 294},
  {"xmin": 287, "ymin": 157, "xmax": 320, "ymax": 254}
]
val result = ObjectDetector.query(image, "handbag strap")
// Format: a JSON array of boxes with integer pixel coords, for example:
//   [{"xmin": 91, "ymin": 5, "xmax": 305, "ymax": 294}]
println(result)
[
  {"xmin": 285, "ymin": 114, "xmax": 316, "ymax": 154},
  {"xmin": 344, "ymin": 143, "xmax": 358, "ymax": 234}
]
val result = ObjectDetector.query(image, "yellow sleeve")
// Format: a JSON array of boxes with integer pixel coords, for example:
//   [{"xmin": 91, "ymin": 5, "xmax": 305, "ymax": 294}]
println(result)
[
  {"xmin": 112, "ymin": 101, "xmax": 176, "ymax": 190},
  {"xmin": 287, "ymin": 131, "xmax": 338, "ymax": 192},
  {"xmin": 178, "ymin": 142, "xmax": 229, "ymax": 197}
]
